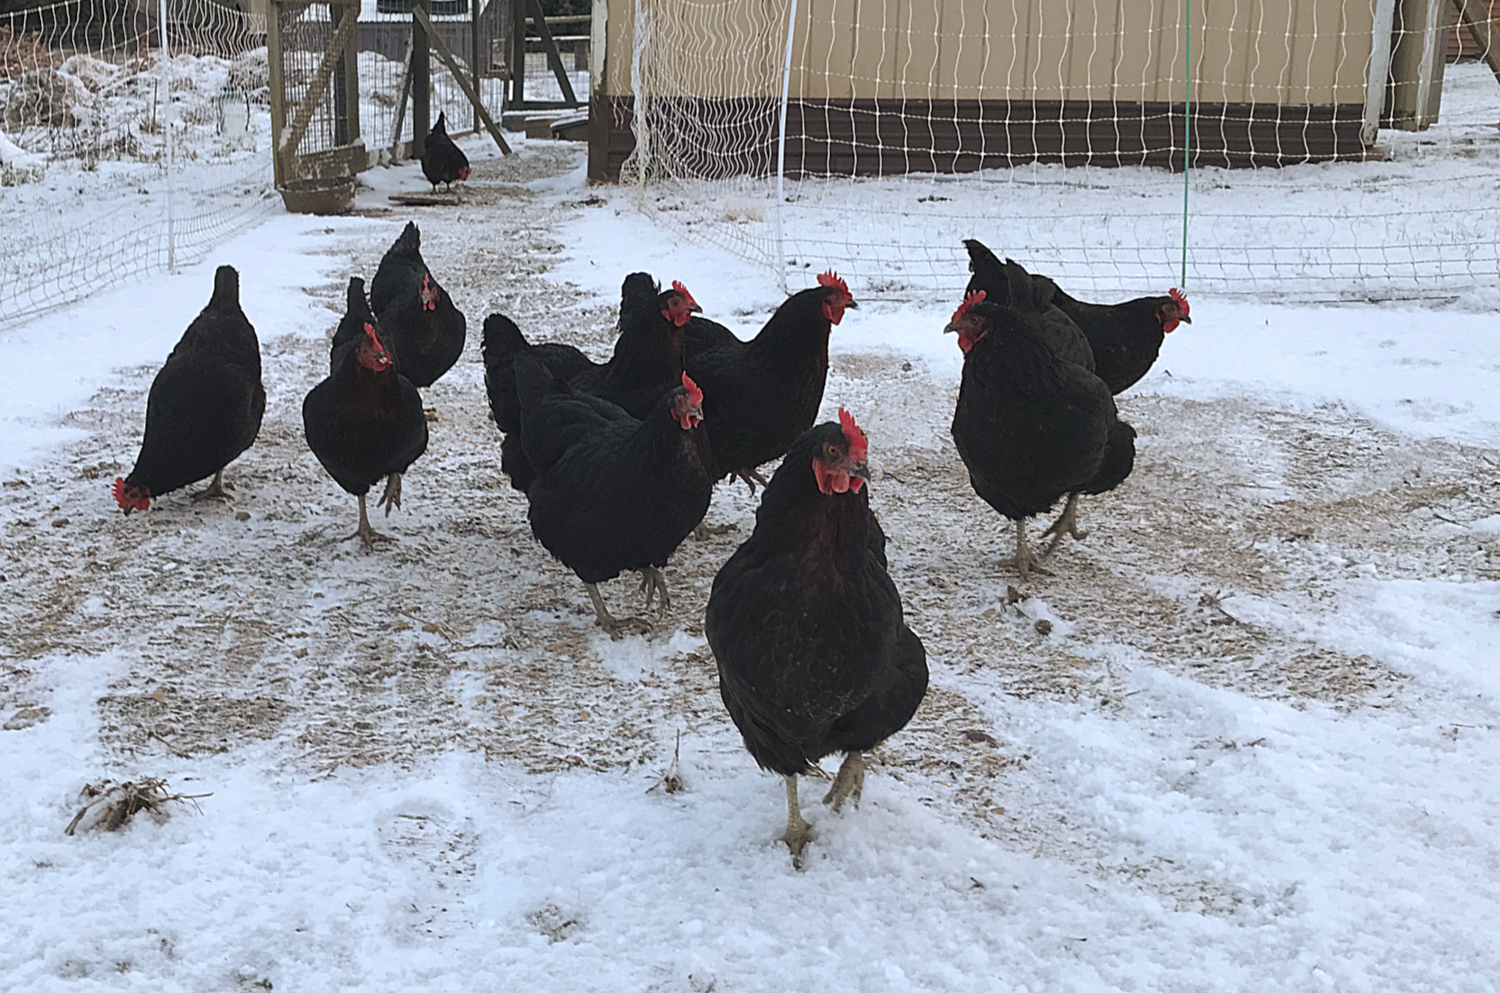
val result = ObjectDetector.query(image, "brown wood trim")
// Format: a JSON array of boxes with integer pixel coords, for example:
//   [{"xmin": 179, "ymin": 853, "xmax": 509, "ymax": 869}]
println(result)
[{"xmin": 587, "ymin": 97, "xmax": 1371, "ymax": 182}]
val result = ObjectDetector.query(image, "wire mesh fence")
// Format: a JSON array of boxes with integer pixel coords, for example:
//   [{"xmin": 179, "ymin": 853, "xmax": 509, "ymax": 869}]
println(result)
[
  {"xmin": 613, "ymin": 0, "xmax": 1500, "ymax": 303},
  {"xmin": 0, "ymin": 0, "xmax": 541, "ymax": 329}
]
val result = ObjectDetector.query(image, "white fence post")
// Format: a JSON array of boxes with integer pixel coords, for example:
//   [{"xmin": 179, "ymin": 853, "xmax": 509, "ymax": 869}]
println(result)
[
  {"xmin": 157, "ymin": 0, "xmax": 176, "ymax": 271},
  {"xmin": 773, "ymin": 0, "xmax": 797, "ymax": 294}
]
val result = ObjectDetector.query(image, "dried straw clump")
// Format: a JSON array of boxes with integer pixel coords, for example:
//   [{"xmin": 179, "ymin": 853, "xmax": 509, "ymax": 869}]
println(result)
[{"xmin": 63, "ymin": 778, "xmax": 211, "ymax": 836}]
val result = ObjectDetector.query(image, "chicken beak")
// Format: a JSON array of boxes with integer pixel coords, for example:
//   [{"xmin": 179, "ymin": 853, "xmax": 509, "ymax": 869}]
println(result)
[
  {"xmin": 844, "ymin": 299, "xmax": 859, "ymax": 310},
  {"xmin": 1178, "ymin": 314, "xmax": 1192, "ymax": 324},
  {"xmin": 689, "ymin": 302, "xmax": 702, "ymax": 313},
  {"xmin": 845, "ymin": 459, "xmax": 871, "ymax": 481},
  {"xmin": 942, "ymin": 322, "xmax": 958, "ymax": 335}
]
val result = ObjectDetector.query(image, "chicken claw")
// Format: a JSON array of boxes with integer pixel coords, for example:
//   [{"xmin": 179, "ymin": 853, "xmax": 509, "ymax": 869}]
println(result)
[
  {"xmin": 735, "ymin": 468, "xmax": 770, "ymax": 495},
  {"xmin": 781, "ymin": 775, "xmax": 814, "ymax": 870},
  {"xmin": 584, "ymin": 583, "xmax": 653, "ymax": 640},
  {"xmin": 638, "ymin": 566, "xmax": 671, "ymax": 613},
  {"xmin": 1040, "ymin": 492, "xmax": 1087, "ymax": 557},
  {"xmin": 191, "ymin": 469, "xmax": 233, "ymax": 501},
  {"xmin": 822, "ymin": 752, "xmax": 865, "ymax": 812},
  {"xmin": 378, "ymin": 472, "xmax": 404, "ymax": 516},
  {"xmin": 999, "ymin": 519, "xmax": 1051, "ymax": 581},
  {"xmin": 344, "ymin": 493, "xmax": 395, "ymax": 549}
]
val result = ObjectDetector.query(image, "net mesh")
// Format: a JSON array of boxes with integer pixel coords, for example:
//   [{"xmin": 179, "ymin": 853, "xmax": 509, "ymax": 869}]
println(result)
[
  {"xmin": 0, "ymin": 0, "xmax": 276, "ymax": 329},
  {"xmin": 618, "ymin": 0, "xmax": 1500, "ymax": 303}
]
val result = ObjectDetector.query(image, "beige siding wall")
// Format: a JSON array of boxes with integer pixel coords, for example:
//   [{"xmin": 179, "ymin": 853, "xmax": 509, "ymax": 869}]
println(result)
[{"xmin": 603, "ymin": 0, "xmax": 1376, "ymax": 104}]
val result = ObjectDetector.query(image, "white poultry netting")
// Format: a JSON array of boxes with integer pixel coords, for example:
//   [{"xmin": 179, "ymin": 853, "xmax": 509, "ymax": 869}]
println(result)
[
  {"xmin": 1, "ymin": 0, "xmax": 278, "ymax": 328},
  {"xmin": 619, "ymin": 0, "xmax": 1500, "ymax": 303}
]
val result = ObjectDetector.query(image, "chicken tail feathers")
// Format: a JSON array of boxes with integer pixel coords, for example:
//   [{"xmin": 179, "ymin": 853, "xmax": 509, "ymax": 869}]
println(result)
[{"xmin": 480, "ymin": 313, "xmax": 529, "ymax": 374}]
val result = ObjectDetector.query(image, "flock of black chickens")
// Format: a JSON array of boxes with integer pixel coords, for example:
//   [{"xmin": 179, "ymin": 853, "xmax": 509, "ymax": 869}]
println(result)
[{"xmin": 111, "ymin": 222, "xmax": 1188, "ymax": 868}]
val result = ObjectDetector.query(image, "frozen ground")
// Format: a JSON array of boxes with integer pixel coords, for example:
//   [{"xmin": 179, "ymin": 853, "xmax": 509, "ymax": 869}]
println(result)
[{"xmin": 1, "ymin": 123, "xmax": 1499, "ymax": 993}]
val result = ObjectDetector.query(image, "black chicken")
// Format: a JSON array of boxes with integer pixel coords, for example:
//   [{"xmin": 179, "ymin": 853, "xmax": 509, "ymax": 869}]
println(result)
[
  {"xmin": 514, "ymin": 353, "xmax": 712, "ymax": 637},
  {"xmin": 369, "ymin": 221, "xmax": 467, "ymax": 389},
  {"xmin": 963, "ymin": 238, "xmax": 1189, "ymax": 395},
  {"xmin": 482, "ymin": 273, "xmax": 698, "ymax": 492},
  {"xmin": 963, "ymin": 239, "xmax": 1094, "ymax": 371},
  {"xmin": 1049, "ymin": 284, "xmax": 1190, "ymax": 396},
  {"xmin": 114, "ymin": 265, "xmax": 265, "ymax": 514},
  {"xmin": 946, "ymin": 293, "xmax": 1126, "ymax": 579},
  {"xmin": 707, "ymin": 412, "xmax": 927, "ymax": 868},
  {"xmin": 303, "ymin": 296, "xmax": 429, "ymax": 547},
  {"xmin": 684, "ymin": 271, "xmax": 856, "ymax": 492},
  {"xmin": 420, "ymin": 111, "xmax": 471, "ymax": 192}
]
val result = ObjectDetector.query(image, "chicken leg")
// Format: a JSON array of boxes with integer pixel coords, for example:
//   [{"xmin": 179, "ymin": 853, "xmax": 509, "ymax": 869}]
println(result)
[
  {"xmin": 583, "ymin": 582, "xmax": 651, "ymax": 640},
  {"xmin": 822, "ymin": 752, "xmax": 865, "ymax": 812},
  {"xmin": 345, "ymin": 493, "xmax": 395, "ymax": 548},
  {"xmin": 999, "ymin": 518, "xmax": 1050, "ymax": 581},
  {"xmin": 781, "ymin": 775, "xmax": 814, "ymax": 869},
  {"xmin": 377, "ymin": 471, "xmax": 404, "ymax": 516},
  {"xmin": 1040, "ymin": 492, "xmax": 1087, "ymax": 556},
  {"xmin": 638, "ymin": 566, "xmax": 671, "ymax": 612},
  {"xmin": 191, "ymin": 468, "xmax": 232, "ymax": 501}
]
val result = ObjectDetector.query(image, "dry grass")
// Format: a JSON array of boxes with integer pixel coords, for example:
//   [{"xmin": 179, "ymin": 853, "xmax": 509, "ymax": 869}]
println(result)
[{"xmin": 64, "ymin": 777, "xmax": 210, "ymax": 836}]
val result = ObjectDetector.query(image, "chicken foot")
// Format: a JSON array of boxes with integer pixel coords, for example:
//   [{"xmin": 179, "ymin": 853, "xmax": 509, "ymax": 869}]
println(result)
[
  {"xmin": 822, "ymin": 752, "xmax": 865, "ymax": 812},
  {"xmin": 735, "ymin": 467, "xmax": 770, "ymax": 495},
  {"xmin": 1039, "ymin": 492, "xmax": 1087, "ymax": 557},
  {"xmin": 781, "ymin": 775, "xmax": 814, "ymax": 870},
  {"xmin": 378, "ymin": 472, "xmax": 404, "ymax": 516},
  {"xmin": 638, "ymin": 566, "xmax": 671, "ymax": 613},
  {"xmin": 344, "ymin": 493, "xmax": 395, "ymax": 548},
  {"xmin": 998, "ymin": 518, "xmax": 1051, "ymax": 581},
  {"xmin": 583, "ymin": 582, "xmax": 652, "ymax": 640},
  {"xmin": 191, "ymin": 469, "xmax": 233, "ymax": 501}
]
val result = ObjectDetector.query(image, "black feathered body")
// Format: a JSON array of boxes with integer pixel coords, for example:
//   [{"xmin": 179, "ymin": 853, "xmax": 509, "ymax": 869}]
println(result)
[
  {"xmin": 707, "ymin": 425, "xmax": 928, "ymax": 777},
  {"xmin": 684, "ymin": 288, "xmax": 836, "ymax": 482},
  {"xmin": 951, "ymin": 305, "xmax": 1115, "ymax": 522},
  {"xmin": 516, "ymin": 354, "xmax": 712, "ymax": 586},
  {"xmin": 123, "ymin": 267, "xmax": 265, "ymax": 499},
  {"xmin": 963, "ymin": 240, "xmax": 1094, "ymax": 372},
  {"xmin": 1049, "ymin": 290, "xmax": 1172, "ymax": 395},
  {"xmin": 302, "ymin": 341, "xmax": 428, "ymax": 497},
  {"xmin": 682, "ymin": 313, "xmax": 742, "ymax": 355},
  {"xmin": 484, "ymin": 275, "xmax": 686, "ymax": 493},
  {"xmin": 370, "ymin": 222, "xmax": 466, "ymax": 388},
  {"xmin": 420, "ymin": 112, "xmax": 470, "ymax": 189}
]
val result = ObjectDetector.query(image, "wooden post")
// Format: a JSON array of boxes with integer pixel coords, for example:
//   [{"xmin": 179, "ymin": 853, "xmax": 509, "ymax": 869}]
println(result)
[
  {"xmin": 413, "ymin": 0, "xmax": 431, "ymax": 158},
  {"xmin": 277, "ymin": 11, "xmax": 360, "ymax": 160},
  {"xmin": 527, "ymin": 0, "xmax": 578, "ymax": 107},
  {"xmin": 470, "ymin": 0, "xmax": 481, "ymax": 133},
  {"xmin": 266, "ymin": 0, "xmax": 287, "ymax": 185},
  {"xmin": 412, "ymin": 3, "xmax": 512, "ymax": 154},
  {"xmin": 511, "ymin": 0, "xmax": 526, "ymax": 108},
  {"xmin": 332, "ymin": 2, "xmax": 351, "ymax": 146},
  {"xmin": 389, "ymin": 33, "xmax": 413, "ymax": 159},
  {"xmin": 1455, "ymin": 0, "xmax": 1500, "ymax": 88}
]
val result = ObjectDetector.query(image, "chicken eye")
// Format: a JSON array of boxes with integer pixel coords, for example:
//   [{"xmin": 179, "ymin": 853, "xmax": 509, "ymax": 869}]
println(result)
[{"xmin": 826, "ymin": 444, "xmax": 838, "ymax": 457}]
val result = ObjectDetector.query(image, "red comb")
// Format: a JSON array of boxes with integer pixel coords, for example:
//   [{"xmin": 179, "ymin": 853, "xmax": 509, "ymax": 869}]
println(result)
[
  {"xmin": 1169, "ymin": 287, "xmax": 1189, "ymax": 314},
  {"xmin": 817, "ymin": 270, "xmax": 850, "ymax": 297},
  {"xmin": 681, "ymin": 372, "xmax": 703, "ymax": 407},
  {"xmin": 838, "ymin": 407, "xmax": 867, "ymax": 461},
  {"xmin": 113, "ymin": 477, "xmax": 148, "ymax": 512},
  {"xmin": 671, "ymin": 280, "xmax": 698, "ymax": 309},
  {"xmin": 363, "ymin": 322, "xmax": 380, "ymax": 342},
  {"xmin": 951, "ymin": 289, "xmax": 986, "ymax": 325}
]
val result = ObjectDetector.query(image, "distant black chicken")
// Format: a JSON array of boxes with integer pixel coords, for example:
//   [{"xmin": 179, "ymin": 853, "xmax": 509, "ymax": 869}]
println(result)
[
  {"xmin": 963, "ymin": 239, "xmax": 1094, "ymax": 371},
  {"xmin": 420, "ymin": 111, "xmax": 471, "ymax": 192},
  {"xmin": 514, "ymin": 353, "xmax": 712, "ymax": 637},
  {"xmin": 369, "ymin": 221, "xmax": 467, "ymax": 389},
  {"xmin": 707, "ymin": 412, "xmax": 928, "ymax": 868},
  {"xmin": 946, "ymin": 293, "xmax": 1127, "ymax": 578},
  {"xmin": 114, "ymin": 265, "xmax": 265, "ymax": 514},
  {"xmin": 303, "ymin": 291, "xmax": 429, "ymax": 547}
]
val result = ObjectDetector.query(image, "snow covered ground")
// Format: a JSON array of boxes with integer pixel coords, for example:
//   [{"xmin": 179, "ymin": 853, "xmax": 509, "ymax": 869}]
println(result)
[{"xmin": 1, "ymin": 119, "xmax": 1499, "ymax": 993}]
